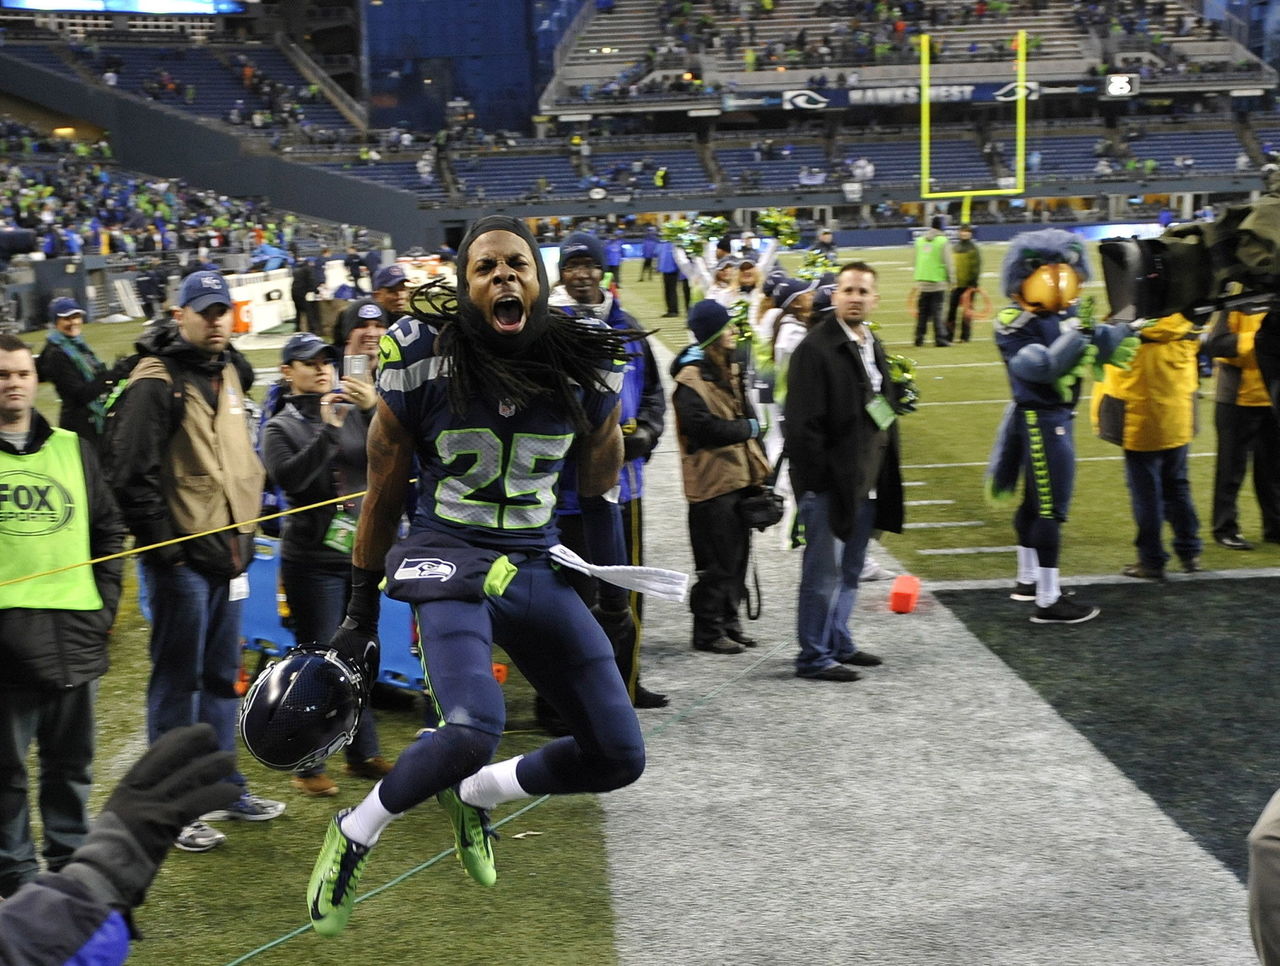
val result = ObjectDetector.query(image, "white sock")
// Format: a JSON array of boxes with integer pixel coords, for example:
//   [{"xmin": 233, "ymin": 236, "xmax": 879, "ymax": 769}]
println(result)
[
  {"xmin": 339, "ymin": 781, "xmax": 398, "ymax": 847},
  {"xmin": 1036, "ymin": 567, "xmax": 1061, "ymax": 609},
  {"xmin": 1016, "ymin": 546, "xmax": 1038, "ymax": 585},
  {"xmin": 459, "ymin": 755, "xmax": 528, "ymax": 811}
]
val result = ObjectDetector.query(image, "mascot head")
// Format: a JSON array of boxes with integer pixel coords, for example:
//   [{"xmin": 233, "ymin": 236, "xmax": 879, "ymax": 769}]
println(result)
[{"xmin": 1001, "ymin": 228, "xmax": 1091, "ymax": 314}]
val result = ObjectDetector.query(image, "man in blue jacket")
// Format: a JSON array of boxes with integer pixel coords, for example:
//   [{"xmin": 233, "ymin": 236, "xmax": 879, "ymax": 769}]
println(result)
[{"xmin": 551, "ymin": 232, "xmax": 668, "ymax": 712}]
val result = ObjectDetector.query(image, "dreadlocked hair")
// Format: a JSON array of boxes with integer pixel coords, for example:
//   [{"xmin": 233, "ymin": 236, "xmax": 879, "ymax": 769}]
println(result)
[{"xmin": 407, "ymin": 278, "xmax": 643, "ymax": 435}]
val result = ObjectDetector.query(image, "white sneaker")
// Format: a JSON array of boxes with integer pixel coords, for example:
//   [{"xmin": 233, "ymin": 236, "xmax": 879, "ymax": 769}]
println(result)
[
  {"xmin": 859, "ymin": 558, "xmax": 895, "ymax": 581},
  {"xmin": 201, "ymin": 792, "xmax": 286, "ymax": 822},
  {"xmin": 175, "ymin": 820, "xmax": 226, "ymax": 852}
]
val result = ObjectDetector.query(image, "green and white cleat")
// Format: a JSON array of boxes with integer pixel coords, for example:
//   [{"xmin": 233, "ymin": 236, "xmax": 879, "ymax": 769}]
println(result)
[
  {"xmin": 307, "ymin": 809, "xmax": 372, "ymax": 936},
  {"xmin": 436, "ymin": 786, "xmax": 498, "ymax": 887}
]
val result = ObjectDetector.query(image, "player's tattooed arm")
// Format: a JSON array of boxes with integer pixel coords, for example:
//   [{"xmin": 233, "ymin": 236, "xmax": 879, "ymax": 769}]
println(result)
[
  {"xmin": 577, "ymin": 401, "xmax": 624, "ymax": 498},
  {"xmin": 354, "ymin": 398, "xmax": 413, "ymax": 570}
]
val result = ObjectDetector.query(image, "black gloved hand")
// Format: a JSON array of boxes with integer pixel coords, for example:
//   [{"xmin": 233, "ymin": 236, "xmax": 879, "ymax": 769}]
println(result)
[
  {"xmin": 61, "ymin": 724, "xmax": 237, "ymax": 911},
  {"xmin": 622, "ymin": 425, "xmax": 656, "ymax": 463},
  {"xmin": 325, "ymin": 618, "xmax": 381, "ymax": 695},
  {"xmin": 346, "ymin": 564, "xmax": 384, "ymax": 632},
  {"xmin": 109, "ymin": 353, "xmax": 140, "ymax": 383},
  {"xmin": 590, "ymin": 602, "xmax": 637, "ymax": 656}
]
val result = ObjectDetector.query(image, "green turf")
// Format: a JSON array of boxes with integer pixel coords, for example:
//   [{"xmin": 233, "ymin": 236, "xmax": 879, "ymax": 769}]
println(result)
[
  {"xmin": 26, "ymin": 240, "xmax": 1275, "ymax": 962},
  {"xmin": 936, "ymin": 578, "xmax": 1280, "ymax": 883}
]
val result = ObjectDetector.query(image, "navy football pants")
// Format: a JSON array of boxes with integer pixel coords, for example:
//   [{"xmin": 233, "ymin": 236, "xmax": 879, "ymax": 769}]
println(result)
[
  {"xmin": 1012, "ymin": 407, "xmax": 1075, "ymax": 571},
  {"xmin": 377, "ymin": 556, "xmax": 645, "ymax": 815}
]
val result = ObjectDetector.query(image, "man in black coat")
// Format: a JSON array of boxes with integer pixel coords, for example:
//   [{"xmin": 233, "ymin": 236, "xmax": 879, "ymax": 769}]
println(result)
[{"xmin": 783, "ymin": 261, "xmax": 904, "ymax": 682}]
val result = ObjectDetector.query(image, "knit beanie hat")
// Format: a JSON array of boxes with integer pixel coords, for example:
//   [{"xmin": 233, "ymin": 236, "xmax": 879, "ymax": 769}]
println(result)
[{"xmin": 688, "ymin": 299, "xmax": 730, "ymax": 348}]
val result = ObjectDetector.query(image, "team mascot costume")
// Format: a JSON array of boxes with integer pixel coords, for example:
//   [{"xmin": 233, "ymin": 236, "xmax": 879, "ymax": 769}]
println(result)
[{"xmin": 986, "ymin": 228, "xmax": 1140, "ymax": 624}]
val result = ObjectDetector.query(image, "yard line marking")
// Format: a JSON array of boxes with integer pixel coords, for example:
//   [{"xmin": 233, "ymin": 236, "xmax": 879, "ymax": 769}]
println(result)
[
  {"xmin": 917, "ymin": 545, "xmax": 1018, "ymax": 555},
  {"xmin": 904, "ymin": 452, "xmax": 1216, "ymax": 470},
  {"xmin": 903, "ymin": 520, "xmax": 985, "ymax": 529},
  {"xmin": 903, "ymin": 480, "xmax": 926, "ymax": 486},
  {"xmin": 905, "ymin": 499, "xmax": 955, "ymax": 506}
]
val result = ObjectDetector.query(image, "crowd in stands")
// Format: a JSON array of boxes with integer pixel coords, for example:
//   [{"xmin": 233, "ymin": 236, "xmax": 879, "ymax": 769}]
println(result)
[{"xmin": 0, "ymin": 128, "xmax": 377, "ymax": 263}]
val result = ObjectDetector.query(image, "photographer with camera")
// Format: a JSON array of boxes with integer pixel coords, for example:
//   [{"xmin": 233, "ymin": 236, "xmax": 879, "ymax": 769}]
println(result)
[
  {"xmin": 671, "ymin": 300, "xmax": 770, "ymax": 656},
  {"xmin": 260, "ymin": 332, "xmax": 387, "ymax": 797}
]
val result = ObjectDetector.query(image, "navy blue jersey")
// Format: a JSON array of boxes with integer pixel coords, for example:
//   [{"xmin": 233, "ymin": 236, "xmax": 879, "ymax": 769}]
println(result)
[
  {"xmin": 994, "ymin": 307, "xmax": 1086, "ymax": 410},
  {"xmin": 377, "ymin": 315, "xmax": 622, "ymax": 551}
]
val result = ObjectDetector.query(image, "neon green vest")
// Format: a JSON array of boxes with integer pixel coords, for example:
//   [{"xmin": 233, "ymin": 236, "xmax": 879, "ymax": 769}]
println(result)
[
  {"xmin": 0, "ymin": 428, "xmax": 101, "ymax": 610},
  {"xmin": 915, "ymin": 234, "xmax": 948, "ymax": 283}
]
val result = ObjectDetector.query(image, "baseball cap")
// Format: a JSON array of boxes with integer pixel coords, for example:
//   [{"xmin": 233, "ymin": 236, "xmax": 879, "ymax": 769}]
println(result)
[
  {"xmin": 559, "ymin": 232, "xmax": 606, "ymax": 271},
  {"xmin": 372, "ymin": 264, "xmax": 408, "ymax": 290},
  {"xmin": 179, "ymin": 270, "xmax": 232, "ymax": 312},
  {"xmin": 776, "ymin": 277, "xmax": 819, "ymax": 311},
  {"xmin": 281, "ymin": 331, "xmax": 337, "ymax": 364},
  {"xmin": 49, "ymin": 296, "xmax": 84, "ymax": 320}
]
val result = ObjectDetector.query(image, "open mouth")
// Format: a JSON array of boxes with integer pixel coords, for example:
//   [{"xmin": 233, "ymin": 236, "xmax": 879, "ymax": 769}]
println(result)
[{"xmin": 492, "ymin": 296, "xmax": 525, "ymax": 332}]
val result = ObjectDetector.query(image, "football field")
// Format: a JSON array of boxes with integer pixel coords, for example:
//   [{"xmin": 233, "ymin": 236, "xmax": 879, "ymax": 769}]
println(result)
[{"xmin": 23, "ymin": 238, "xmax": 1280, "ymax": 964}]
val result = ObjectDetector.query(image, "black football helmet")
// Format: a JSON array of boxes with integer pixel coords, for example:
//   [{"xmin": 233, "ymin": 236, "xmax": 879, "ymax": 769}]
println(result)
[{"xmin": 238, "ymin": 649, "xmax": 364, "ymax": 772}]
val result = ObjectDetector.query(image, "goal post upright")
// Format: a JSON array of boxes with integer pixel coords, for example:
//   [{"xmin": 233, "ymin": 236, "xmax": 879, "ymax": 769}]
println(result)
[{"xmin": 919, "ymin": 28, "xmax": 1028, "ymax": 214}]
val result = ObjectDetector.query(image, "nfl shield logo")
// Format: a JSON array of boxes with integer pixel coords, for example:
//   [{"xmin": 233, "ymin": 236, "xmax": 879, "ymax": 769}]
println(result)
[{"xmin": 498, "ymin": 398, "xmax": 516, "ymax": 418}]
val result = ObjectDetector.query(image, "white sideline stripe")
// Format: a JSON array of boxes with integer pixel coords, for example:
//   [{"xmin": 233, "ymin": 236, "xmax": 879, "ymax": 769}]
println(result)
[
  {"xmin": 918, "ymin": 394, "xmax": 1095, "ymax": 408},
  {"xmin": 903, "ymin": 520, "xmax": 985, "ymax": 529},
  {"xmin": 903, "ymin": 480, "xmax": 926, "ymax": 486},
  {"xmin": 917, "ymin": 398, "xmax": 1012, "ymax": 407},
  {"xmin": 905, "ymin": 499, "xmax": 955, "ymax": 506},
  {"xmin": 917, "ymin": 545, "xmax": 1018, "ymax": 555},
  {"xmin": 926, "ymin": 566, "xmax": 1280, "ymax": 590},
  {"xmin": 916, "ymin": 361, "xmax": 1003, "ymax": 369},
  {"xmin": 904, "ymin": 452, "xmax": 1216, "ymax": 470}
]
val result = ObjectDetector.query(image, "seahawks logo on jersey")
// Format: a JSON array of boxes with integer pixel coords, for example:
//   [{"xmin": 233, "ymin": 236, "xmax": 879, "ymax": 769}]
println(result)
[{"xmin": 394, "ymin": 557, "xmax": 458, "ymax": 582}]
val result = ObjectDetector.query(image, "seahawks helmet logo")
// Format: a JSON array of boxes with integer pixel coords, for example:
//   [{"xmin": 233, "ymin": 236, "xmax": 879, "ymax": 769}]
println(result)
[
  {"xmin": 394, "ymin": 557, "xmax": 457, "ymax": 581},
  {"xmin": 783, "ymin": 90, "xmax": 830, "ymax": 110}
]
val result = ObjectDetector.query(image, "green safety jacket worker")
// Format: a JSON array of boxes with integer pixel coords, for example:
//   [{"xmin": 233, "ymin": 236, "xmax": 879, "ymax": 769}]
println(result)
[{"xmin": 0, "ymin": 411, "xmax": 125, "ymax": 690}]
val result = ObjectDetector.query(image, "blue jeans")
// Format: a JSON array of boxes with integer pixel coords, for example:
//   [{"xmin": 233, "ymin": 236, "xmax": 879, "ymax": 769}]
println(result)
[
  {"xmin": 1124, "ymin": 445, "xmax": 1201, "ymax": 568},
  {"xmin": 0, "ymin": 682, "xmax": 95, "ymax": 895},
  {"xmin": 141, "ymin": 562, "xmax": 245, "ymax": 788},
  {"xmin": 280, "ymin": 558, "xmax": 380, "ymax": 769},
  {"xmin": 795, "ymin": 491, "xmax": 877, "ymax": 676}
]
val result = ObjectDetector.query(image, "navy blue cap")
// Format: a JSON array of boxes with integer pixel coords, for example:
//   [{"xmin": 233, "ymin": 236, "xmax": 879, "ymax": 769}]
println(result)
[
  {"xmin": 372, "ymin": 264, "xmax": 408, "ymax": 290},
  {"xmin": 559, "ymin": 232, "xmax": 606, "ymax": 271},
  {"xmin": 49, "ymin": 296, "xmax": 84, "ymax": 320},
  {"xmin": 281, "ymin": 331, "xmax": 337, "ymax": 363},
  {"xmin": 180, "ymin": 270, "xmax": 232, "ymax": 312},
  {"xmin": 776, "ymin": 277, "xmax": 819, "ymax": 311},
  {"xmin": 688, "ymin": 299, "xmax": 730, "ymax": 348}
]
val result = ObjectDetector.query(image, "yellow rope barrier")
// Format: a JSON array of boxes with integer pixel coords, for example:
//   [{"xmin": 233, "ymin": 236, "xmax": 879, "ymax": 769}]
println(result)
[{"xmin": 0, "ymin": 486, "xmax": 374, "ymax": 589}]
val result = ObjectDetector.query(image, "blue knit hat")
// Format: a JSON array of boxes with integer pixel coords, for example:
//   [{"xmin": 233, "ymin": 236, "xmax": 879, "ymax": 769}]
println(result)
[{"xmin": 688, "ymin": 299, "xmax": 730, "ymax": 348}]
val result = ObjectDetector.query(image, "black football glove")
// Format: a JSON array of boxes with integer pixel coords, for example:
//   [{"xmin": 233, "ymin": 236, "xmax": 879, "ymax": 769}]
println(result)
[
  {"xmin": 325, "ymin": 565, "xmax": 384, "ymax": 691},
  {"xmin": 61, "ymin": 724, "xmax": 237, "ymax": 912},
  {"xmin": 622, "ymin": 425, "xmax": 656, "ymax": 463},
  {"xmin": 590, "ymin": 602, "xmax": 637, "ymax": 661}
]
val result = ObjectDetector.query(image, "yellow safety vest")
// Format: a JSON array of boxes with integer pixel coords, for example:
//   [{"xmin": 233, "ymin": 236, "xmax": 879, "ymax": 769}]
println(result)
[{"xmin": 0, "ymin": 428, "xmax": 101, "ymax": 610}]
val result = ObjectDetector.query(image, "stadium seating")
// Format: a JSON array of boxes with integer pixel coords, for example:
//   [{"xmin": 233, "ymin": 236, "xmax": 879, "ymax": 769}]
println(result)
[
  {"xmin": 452, "ymin": 152, "xmax": 582, "ymax": 200},
  {"xmin": 588, "ymin": 148, "xmax": 711, "ymax": 193},
  {"xmin": 715, "ymin": 142, "xmax": 829, "ymax": 190},
  {"xmin": 313, "ymin": 161, "xmax": 448, "ymax": 203}
]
